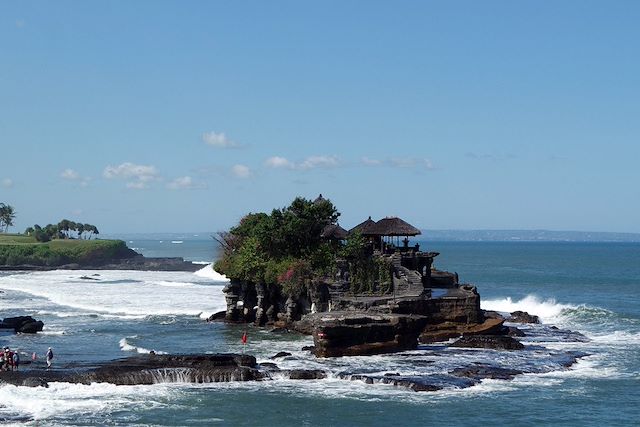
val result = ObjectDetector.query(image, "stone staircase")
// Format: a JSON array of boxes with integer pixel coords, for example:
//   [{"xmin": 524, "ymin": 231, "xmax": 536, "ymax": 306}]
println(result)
[{"xmin": 390, "ymin": 253, "xmax": 424, "ymax": 296}]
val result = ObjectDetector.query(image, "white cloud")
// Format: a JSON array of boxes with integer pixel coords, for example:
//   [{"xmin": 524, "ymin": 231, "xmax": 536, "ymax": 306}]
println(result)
[
  {"xmin": 61, "ymin": 169, "xmax": 80, "ymax": 180},
  {"xmin": 265, "ymin": 156, "xmax": 295, "ymax": 169},
  {"xmin": 126, "ymin": 181, "xmax": 148, "ymax": 190},
  {"xmin": 104, "ymin": 162, "xmax": 160, "ymax": 189},
  {"xmin": 361, "ymin": 157, "xmax": 382, "ymax": 166},
  {"xmin": 299, "ymin": 155, "xmax": 340, "ymax": 170},
  {"xmin": 1, "ymin": 178, "xmax": 13, "ymax": 188},
  {"xmin": 60, "ymin": 168, "xmax": 92, "ymax": 187},
  {"xmin": 231, "ymin": 164, "xmax": 251, "ymax": 179},
  {"xmin": 265, "ymin": 155, "xmax": 340, "ymax": 171},
  {"xmin": 167, "ymin": 176, "xmax": 206, "ymax": 190},
  {"xmin": 202, "ymin": 131, "xmax": 239, "ymax": 148}
]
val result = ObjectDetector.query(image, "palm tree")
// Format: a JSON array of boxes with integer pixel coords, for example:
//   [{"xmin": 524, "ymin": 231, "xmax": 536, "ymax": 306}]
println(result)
[
  {"xmin": 0, "ymin": 203, "xmax": 16, "ymax": 232},
  {"xmin": 76, "ymin": 223, "xmax": 85, "ymax": 239}
]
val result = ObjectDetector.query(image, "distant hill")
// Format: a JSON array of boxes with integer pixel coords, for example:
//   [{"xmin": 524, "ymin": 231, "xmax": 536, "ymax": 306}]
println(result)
[{"xmin": 421, "ymin": 229, "xmax": 640, "ymax": 242}]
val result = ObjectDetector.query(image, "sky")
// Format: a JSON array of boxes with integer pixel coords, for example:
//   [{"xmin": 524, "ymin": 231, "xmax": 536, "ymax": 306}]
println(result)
[{"xmin": 1, "ymin": 1, "xmax": 639, "ymax": 234}]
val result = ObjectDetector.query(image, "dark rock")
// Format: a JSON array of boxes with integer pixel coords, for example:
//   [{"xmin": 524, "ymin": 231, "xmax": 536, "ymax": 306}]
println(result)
[
  {"xmin": 450, "ymin": 335, "xmax": 525, "ymax": 350},
  {"xmin": 269, "ymin": 327, "xmax": 290, "ymax": 334},
  {"xmin": 384, "ymin": 372, "xmax": 400, "ymax": 376},
  {"xmin": 311, "ymin": 313, "xmax": 429, "ymax": 357},
  {"xmin": 21, "ymin": 377, "xmax": 49, "ymax": 388},
  {"xmin": 206, "ymin": 311, "xmax": 227, "ymax": 322},
  {"xmin": 419, "ymin": 317, "xmax": 505, "ymax": 344},
  {"xmin": 451, "ymin": 365, "xmax": 523, "ymax": 380},
  {"xmin": 258, "ymin": 362, "xmax": 280, "ymax": 371},
  {"xmin": 509, "ymin": 311, "xmax": 540, "ymax": 324},
  {"xmin": 301, "ymin": 346, "xmax": 315, "ymax": 352},
  {"xmin": 287, "ymin": 369, "xmax": 326, "ymax": 380},
  {"xmin": 19, "ymin": 321, "xmax": 44, "ymax": 334},
  {"xmin": 0, "ymin": 316, "xmax": 44, "ymax": 334},
  {"xmin": 270, "ymin": 352, "xmax": 292, "ymax": 359},
  {"xmin": 0, "ymin": 354, "xmax": 264, "ymax": 387},
  {"xmin": 506, "ymin": 326, "xmax": 526, "ymax": 337}
]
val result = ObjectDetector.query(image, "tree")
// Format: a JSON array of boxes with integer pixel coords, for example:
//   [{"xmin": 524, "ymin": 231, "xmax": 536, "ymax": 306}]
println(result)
[
  {"xmin": 214, "ymin": 196, "xmax": 341, "ymax": 296},
  {"xmin": 0, "ymin": 203, "xmax": 16, "ymax": 232},
  {"xmin": 76, "ymin": 223, "xmax": 85, "ymax": 239}
]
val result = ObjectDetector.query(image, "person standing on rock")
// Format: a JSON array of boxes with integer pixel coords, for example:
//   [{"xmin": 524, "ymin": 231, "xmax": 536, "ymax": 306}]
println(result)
[
  {"xmin": 46, "ymin": 347, "xmax": 54, "ymax": 369},
  {"xmin": 12, "ymin": 351, "xmax": 19, "ymax": 371}
]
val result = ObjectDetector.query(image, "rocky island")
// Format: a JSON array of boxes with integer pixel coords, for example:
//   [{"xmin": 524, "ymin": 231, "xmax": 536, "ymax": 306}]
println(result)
[{"xmin": 215, "ymin": 195, "xmax": 527, "ymax": 357}]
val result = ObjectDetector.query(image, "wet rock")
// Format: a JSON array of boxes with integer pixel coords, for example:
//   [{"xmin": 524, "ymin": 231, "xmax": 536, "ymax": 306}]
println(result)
[
  {"xmin": 206, "ymin": 311, "xmax": 227, "ymax": 322},
  {"xmin": 287, "ymin": 369, "xmax": 326, "ymax": 380},
  {"xmin": 420, "ymin": 317, "xmax": 506, "ymax": 344},
  {"xmin": 0, "ymin": 316, "xmax": 44, "ymax": 334},
  {"xmin": 506, "ymin": 326, "xmax": 526, "ymax": 337},
  {"xmin": 258, "ymin": 362, "xmax": 280, "ymax": 371},
  {"xmin": 310, "ymin": 312, "xmax": 429, "ymax": 357},
  {"xmin": 509, "ymin": 311, "xmax": 540, "ymax": 324},
  {"xmin": 451, "ymin": 364, "xmax": 523, "ymax": 380},
  {"xmin": 269, "ymin": 327, "xmax": 290, "ymax": 334},
  {"xmin": 301, "ymin": 346, "xmax": 315, "ymax": 352},
  {"xmin": 450, "ymin": 335, "xmax": 525, "ymax": 350},
  {"xmin": 21, "ymin": 377, "xmax": 49, "ymax": 388},
  {"xmin": 270, "ymin": 352, "xmax": 292, "ymax": 359}
]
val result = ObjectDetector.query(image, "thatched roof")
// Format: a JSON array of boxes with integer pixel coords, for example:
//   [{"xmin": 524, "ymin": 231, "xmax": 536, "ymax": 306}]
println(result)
[
  {"xmin": 369, "ymin": 217, "xmax": 421, "ymax": 236},
  {"xmin": 320, "ymin": 224, "xmax": 348, "ymax": 240},
  {"xmin": 349, "ymin": 216, "xmax": 378, "ymax": 235}
]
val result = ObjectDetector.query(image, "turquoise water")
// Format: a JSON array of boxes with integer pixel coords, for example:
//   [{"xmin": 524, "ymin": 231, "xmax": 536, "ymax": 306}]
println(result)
[{"xmin": 0, "ymin": 238, "xmax": 638, "ymax": 426}]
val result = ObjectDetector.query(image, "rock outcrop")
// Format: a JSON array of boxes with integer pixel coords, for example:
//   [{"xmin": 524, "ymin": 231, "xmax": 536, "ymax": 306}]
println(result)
[
  {"xmin": 0, "ymin": 316, "xmax": 44, "ymax": 334},
  {"xmin": 509, "ymin": 311, "xmax": 541, "ymax": 324},
  {"xmin": 450, "ymin": 335, "xmax": 525, "ymax": 350},
  {"xmin": 307, "ymin": 312, "xmax": 429, "ymax": 357},
  {"xmin": 0, "ymin": 354, "xmax": 262, "ymax": 387}
]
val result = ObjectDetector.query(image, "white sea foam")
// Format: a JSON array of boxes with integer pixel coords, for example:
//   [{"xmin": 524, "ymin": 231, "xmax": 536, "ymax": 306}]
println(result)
[
  {"xmin": 0, "ymin": 381, "xmax": 177, "ymax": 422},
  {"xmin": 481, "ymin": 295, "xmax": 575, "ymax": 322},
  {"xmin": 0, "ymin": 270, "xmax": 227, "ymax": 319},
  {"xmin": 119, "ymin": 336, "xmax": 167, "ymax": 354},
  {"xmin": 194, "ymin": 263, "xmax": 229, "ymax": 282}
]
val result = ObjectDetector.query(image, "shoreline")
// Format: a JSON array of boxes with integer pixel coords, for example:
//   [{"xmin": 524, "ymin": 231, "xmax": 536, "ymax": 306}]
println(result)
[{"xmin": 0, "ymin": 256, "xmax": 202, "ymax": 273}]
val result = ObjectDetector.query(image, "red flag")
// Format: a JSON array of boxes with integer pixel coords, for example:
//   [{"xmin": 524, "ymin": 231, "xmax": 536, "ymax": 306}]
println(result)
[{"xmin": 241, "ymin": 332, "xmax": 247, "ymax": 344}]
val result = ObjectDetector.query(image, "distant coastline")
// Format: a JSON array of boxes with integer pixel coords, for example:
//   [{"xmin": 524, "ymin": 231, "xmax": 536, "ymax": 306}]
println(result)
[
  {"xmin": 102, "ymin": 230, "xmax": 640, "ymax": 244},
  {"xmin": 423, "ymin": 229, "xmax": 640, "ymax": 242}
]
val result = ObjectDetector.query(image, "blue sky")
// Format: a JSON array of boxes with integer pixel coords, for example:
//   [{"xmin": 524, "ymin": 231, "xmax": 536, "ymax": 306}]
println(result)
[{"xmin": 1, "ymin": 1, "xmax": 639, "ymax": 233}]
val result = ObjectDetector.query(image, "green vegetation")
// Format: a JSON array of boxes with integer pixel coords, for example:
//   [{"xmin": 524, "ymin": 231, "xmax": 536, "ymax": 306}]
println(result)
[
  {"xmin": 0, "ymin": 234, "xmax": 130, "ymax": 267},
  {"xmin": 0, "ymin": 210, "xmax": 118, "ymax": 267},
  {"xmin": 214, "ymin": 196, "xmax": 392, "ymax": 297},
  {"xmin": 0, "ymin": 203, "xmax": 16, "ymax": 232},
  {"xmin": 25, "ymin": 220, "xmax": 100, "ymax": 242}
]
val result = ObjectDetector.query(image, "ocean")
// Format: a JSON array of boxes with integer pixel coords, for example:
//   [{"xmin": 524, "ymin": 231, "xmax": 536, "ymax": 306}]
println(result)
[{"xmin": 0, "ymin": 236, "xmax": 638, "ymax": 426}]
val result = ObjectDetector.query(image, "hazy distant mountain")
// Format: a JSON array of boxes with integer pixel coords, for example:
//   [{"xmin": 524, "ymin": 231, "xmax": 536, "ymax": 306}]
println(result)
[{"xmin": 422, "ymin": 229, "xmax": 640, "ymax": 242}]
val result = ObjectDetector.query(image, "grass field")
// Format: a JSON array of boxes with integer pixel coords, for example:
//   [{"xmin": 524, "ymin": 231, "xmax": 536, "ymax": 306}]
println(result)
[{"xmin": 0, "ymin": 234, "xmax": 132, "ymax": 266}]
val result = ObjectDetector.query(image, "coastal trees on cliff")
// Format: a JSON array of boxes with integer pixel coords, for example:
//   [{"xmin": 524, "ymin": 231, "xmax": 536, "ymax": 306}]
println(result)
[
  {"xmin": 214, "ymin": 196, "xmax": 341, "ymax": 297},
  {"xmin": 0, "ymin": 203, "xmax": 16, "ymax": 232}
]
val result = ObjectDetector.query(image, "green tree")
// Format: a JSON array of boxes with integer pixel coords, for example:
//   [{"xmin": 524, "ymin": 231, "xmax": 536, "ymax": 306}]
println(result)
[{"xmin": 0, "ymin": 203, "xmax": 16, "ymax": 232}]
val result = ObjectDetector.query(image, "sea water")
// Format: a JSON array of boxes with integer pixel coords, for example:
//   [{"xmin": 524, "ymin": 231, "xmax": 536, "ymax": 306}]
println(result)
[{"xmin": 0, "ymin": 238, "xmax": 638, "ymax": 426}]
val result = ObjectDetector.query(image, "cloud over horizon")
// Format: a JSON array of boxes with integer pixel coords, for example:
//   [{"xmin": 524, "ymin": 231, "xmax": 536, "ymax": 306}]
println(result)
[
  {"xmin": 103, "ymin": 162, "xmax": 160, "ymax": 189},
  {"xmin": 231, "ymin": 164, "xmax": 251, "ymax": 179},
  {"xmin": 166, "ymin": 176, "xmax": 206, "ymax": 190},
  {"xmin": 265, "ymin": 155, "xmax": 340, "ymax": 171},
  {"xmin": 360, "ymin": 157, "xmax": 435, "ymax": 170},
  {"xmin": 202, "ymin": 131, "xmax": 240, "ymax": 148}
]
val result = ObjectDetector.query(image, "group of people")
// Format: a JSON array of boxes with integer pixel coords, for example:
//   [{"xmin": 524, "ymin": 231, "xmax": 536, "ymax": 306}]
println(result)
[
  {"xmin": 1, "ymin": 347, "xmax": 20, "ymax": 371},
  {"xmin": 0, "ymin": 346, "xmax": 54, "ymax": 371}
]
